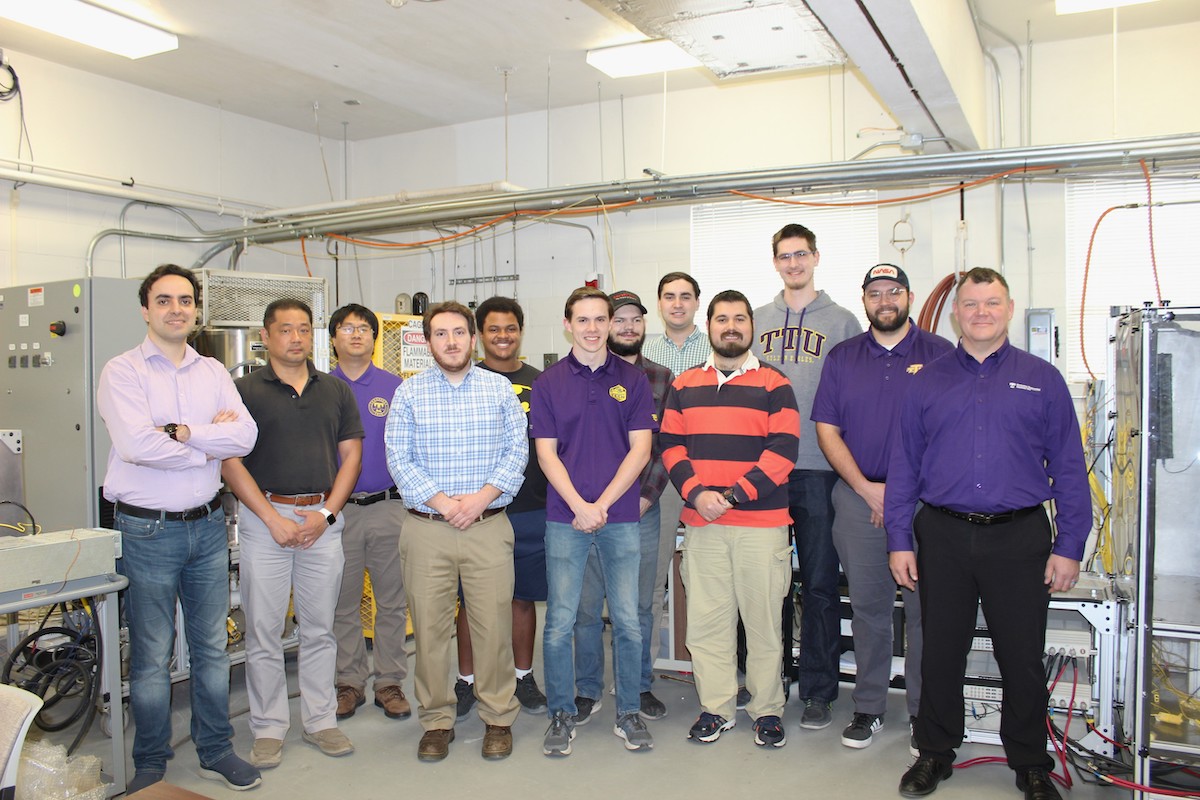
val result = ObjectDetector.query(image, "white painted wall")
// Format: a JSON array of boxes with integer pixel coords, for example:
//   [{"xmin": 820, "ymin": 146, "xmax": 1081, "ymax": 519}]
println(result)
[{"xmin": 1, "ymin": 18, "xmax": 1197, "ymax": 370}]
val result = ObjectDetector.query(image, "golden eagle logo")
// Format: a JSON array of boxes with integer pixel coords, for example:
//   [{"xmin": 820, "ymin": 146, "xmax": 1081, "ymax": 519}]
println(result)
[
  {"xmin": 369, "ymin": 397, "xmax": 390, "ymax": 417},
  {"xmin": 906, "ymin": 364, "xmax": 924, "ymax": 375},
  {"xmin": 609, "ymin": 385, "xmax": 627, "ymax": 402}
]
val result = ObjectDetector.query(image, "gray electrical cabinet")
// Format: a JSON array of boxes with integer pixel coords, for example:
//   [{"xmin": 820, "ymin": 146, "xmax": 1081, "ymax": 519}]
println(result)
[{"xmin": 0, "ymin": 278, "xmax": 144, "ymax": 530}]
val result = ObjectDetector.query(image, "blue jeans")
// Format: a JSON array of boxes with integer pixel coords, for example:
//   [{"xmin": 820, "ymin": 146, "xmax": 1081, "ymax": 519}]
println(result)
[
  {"xmin": 789, "ymin": 469, "xmax": 841, "ymax": 703},
  {"xmin": 543, "ymin": 520, "xmax": 642, "ymax": 718},
  {"xmin": 116, "ymin": 507, "xmax": 233, "ymax": 772},
  {"xmin": 575, "ymin": 502, "xmax": 660, "ymax": 698}
]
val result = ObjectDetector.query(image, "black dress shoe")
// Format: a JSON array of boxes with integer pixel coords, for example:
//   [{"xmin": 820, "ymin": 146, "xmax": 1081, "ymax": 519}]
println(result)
[
  {"xmin": 899, "ymin": 757, "xmax": 953, "ymax": 798},
  {"xmin": 1016, "ymin": 769, "xmax": 1062, "ymax": 800}
]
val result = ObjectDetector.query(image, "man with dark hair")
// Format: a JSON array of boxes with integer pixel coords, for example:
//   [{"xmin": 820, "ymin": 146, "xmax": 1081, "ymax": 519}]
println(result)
[
  {"xmin": 327, "ymin": 303, "xmax": 410, "ymax": 723},
  {"xmin": 534, "ymin": 287, "xmax": 657, "ymax": 756},
  {"xmin": 662, "ymin": 289, "xmax": 799, "ymax": 749},
  {"xmin": 574, "ymin": 289, "xmax": 674, "ymax": 722},
  {"xmin": 454, "ymin": 295, "xmax": 549, "ymax": 718},
  {"xmin": 641, "ymin": 271, "xmax": 711, "ymax": 680},
  {"xmin": 385, "ymin": 300, "xmax": 528, "ymax": 762},
  {"xmin": 752, "ymin": 222, "xmax": 862, "ymax": 730},
  {"xmin": 886, "ymin": 268, "xmax": 1090, "ymax": 800},
  {"xmin": 98, "ymin": 265, "xmax": 261, "ymax": 794},
  {"xmin": 811, "ymin": 264, "xmax": 953, "ymax": 752},
  {"xmin": 223, "ymin": 298, "xmax": 364, "ymax": 768}
]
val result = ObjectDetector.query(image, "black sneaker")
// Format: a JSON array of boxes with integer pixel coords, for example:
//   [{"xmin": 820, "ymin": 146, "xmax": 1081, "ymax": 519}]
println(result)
[
  {"xmin": 841, "ymin": 712, "xmax": 884, "ymax": 748},
  {"xmin": 639, "ymin": 691, "xmax": 667, "ymax": 721},
  {"xmin": 515, "ymin": 674, "xmax": 547, "ymax": 714},
  {"xmin": 799, "ymin": 698, "xmax": 832, "ymax": 730},
  {"xmin": 454, "ymin": 678, "xmax": 477, "ymax": 721},
  {"xmin": 735, "ymin": 686, "xmax": 751, "ymax": 710},
  {"xmin": 688, "ymin": 712, "xmax": 735, "ymax": 743},
  {"xmin": 753, "ymin": 715, "xmax": 786, "ymax": 748},
  {"xmin": 573, "ymin": 695, "xmax": 601, "ymax": 726}
]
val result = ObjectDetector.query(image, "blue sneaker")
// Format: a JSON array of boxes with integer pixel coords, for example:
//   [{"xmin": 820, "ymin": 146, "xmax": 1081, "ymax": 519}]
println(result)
[
  {"xmin": 688, "ymin": 712, "xmax": 735, "ymax": 743},
  {"xmin": 199, "ymin": 753, "xmax": 262, "ymax": 791},
  {"xmin": 753, "ymin": 715, "xmax": 786, "ymax": 748}
]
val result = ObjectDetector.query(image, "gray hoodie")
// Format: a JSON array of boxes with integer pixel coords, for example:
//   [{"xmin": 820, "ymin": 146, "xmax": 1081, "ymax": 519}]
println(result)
[{"xmin": 751, "ymin": 290, "xmax": 862, "ymax": 470}]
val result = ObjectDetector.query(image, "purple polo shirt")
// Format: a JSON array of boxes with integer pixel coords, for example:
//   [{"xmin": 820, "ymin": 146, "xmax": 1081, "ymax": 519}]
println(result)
[
  {"xmin": 811, "ymin": 325, "xmax": 953, "ymax": 481},
  {"xmin": 883, "ymin": 340, "xmax": 1092, "ymax": 560},
  {"xmin": 530, "ymin": 350, "xmax": 658, "ymax": 524},
  {"xmin": 331, "ymin": 362, "xmax": 402, "ymax": 494}
]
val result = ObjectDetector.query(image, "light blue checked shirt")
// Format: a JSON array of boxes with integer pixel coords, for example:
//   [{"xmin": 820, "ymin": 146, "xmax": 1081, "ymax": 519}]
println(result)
[
  {"xmin": 385, "ymin": 365, "xmax": 528, "ymax": 514},
  {"xmin": 642, "ymin": 327, "xmax": 712, "ymax": 377}
]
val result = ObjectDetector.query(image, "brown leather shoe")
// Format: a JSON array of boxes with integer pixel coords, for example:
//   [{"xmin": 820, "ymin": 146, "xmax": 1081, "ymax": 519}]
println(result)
[
  {"xmin": 336, "ymin": 685, "xmax": 365, "ymax": 719},
  {"xmin": 417, "ymin": 728, "xmax": 455, "ymax": 762},
  {"xmin": 374, "ymin": 685, "xmax": 411, "ymax": 719},
  {"xmin": 482, "ymin": 725, "xmax": 512, "ymax": 760}
]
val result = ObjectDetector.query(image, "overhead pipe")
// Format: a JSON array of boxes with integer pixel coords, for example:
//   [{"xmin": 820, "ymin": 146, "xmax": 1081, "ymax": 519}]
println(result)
[{"xmin": 86, "ymin": 133, "xmax": 1200, "ymax": 270}]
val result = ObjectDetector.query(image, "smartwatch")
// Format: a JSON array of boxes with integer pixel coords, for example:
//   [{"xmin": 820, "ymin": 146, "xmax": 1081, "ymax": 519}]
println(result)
[
  {"xmin": 164, "ymin": 423, "xmax": 180, "ymax": 441},
  {"xmin": 317, "ymin": 507, "xmax": 337, "ymax": 525}
]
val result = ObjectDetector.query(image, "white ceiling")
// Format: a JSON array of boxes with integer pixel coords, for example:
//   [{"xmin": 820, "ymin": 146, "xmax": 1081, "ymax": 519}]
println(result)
[{"xmin": 1, "ymin": 0, "xmax": 1197, "ymax": 142}]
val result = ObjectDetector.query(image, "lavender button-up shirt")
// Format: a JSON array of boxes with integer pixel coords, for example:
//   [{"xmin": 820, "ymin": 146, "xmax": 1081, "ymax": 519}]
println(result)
[{"xmin": 98, "ymin": 337, "xmax": 258, "ymax": 512}]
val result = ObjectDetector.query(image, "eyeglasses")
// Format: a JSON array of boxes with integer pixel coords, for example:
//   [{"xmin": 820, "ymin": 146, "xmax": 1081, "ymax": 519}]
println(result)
[
  {"xmin": 865, "ymin": 287, "xmax": 907, "ymax": 302},
  {"xmin": 337, "ymin": 324, "xmax": 373, "ymax": 335},
  {"xmin": 774, "ymin": 249, "xmax": 816, "ymax": 263}
]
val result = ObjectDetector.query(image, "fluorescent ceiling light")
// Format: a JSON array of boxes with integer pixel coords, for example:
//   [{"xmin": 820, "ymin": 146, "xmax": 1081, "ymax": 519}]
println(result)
[
  {"xmin": 1056, "ymin": 0, "xmax": 1161, "ymax": 14},
  {"xmin": 586, "ymin": 39, "xmax": 701, "ymax": 79},
  {"xmin": 0, "ymin": 0, "xmax": 178, "ymax": 59}
]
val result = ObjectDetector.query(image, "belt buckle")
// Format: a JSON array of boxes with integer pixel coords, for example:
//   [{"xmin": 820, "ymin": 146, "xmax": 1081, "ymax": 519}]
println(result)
[{"xmin": 966, "ymin": 512, "xmax": 991, "ymax": 525}]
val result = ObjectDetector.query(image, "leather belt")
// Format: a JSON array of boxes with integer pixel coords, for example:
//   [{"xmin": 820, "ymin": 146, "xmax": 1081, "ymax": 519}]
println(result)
[
  {"xmin": 927, "ymin": 504, "xmax": 1042, "ymax": 526},
  {"xmin": 408, "ymin": 507, "xmax": 504, "ymax": 524},
  {"xmin": 116, "ymin": 496, "xmax": 220, "ymax": 522},
  {"xmin": 265, "ymin": 491, "xmax": 329, "ymax": 506},
  {"xmin": 347, "ymin": 487, "xmax": 401, "ymax": 507}
]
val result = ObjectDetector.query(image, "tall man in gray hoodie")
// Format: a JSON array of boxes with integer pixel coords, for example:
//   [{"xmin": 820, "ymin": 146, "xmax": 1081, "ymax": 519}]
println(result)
[{"xmin": 751, "ymin": 223, "xmax": 862, "ymax": 730}]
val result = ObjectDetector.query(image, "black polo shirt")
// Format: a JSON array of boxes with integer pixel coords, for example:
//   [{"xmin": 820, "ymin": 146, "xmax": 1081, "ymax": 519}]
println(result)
[{"xmin": 235, "ymin": 360, "xmax": 364, "ymax": 494}]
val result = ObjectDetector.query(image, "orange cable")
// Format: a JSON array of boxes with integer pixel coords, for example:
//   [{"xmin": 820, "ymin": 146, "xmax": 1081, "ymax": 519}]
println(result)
[
  {"xmin": 1140, "ymin": 158, "xmax": 1162, "ymax": 305},
  {"xmin": 728, "ymin": 165, "xmax": 1057, "ymax": 208},
  {"xmin": 1078, "ymin": 205, "xmax": 1122, "ymax": 381},
  {"xmin": 299, "ymin": 236, "xmax": 313, "ymax": 277}
]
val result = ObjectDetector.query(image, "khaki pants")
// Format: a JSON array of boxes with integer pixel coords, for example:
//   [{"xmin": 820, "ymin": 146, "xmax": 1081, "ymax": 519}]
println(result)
[
  {"xmin": 400, "ymin": 511, "xmax": 520, "ymax": 730},
  {"xmin": 680, "ymin": 523, "xmax": 792, "ymax": 721}
]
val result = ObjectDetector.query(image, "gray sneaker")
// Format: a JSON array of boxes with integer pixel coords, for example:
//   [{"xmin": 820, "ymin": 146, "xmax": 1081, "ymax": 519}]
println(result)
[
  {"xmin": 799, "ymin": 699, "xmax": 833, "ymax": 730},
  {"xmin": 543, "ymin": 711, "xmax": 576, "ymax": 757},
  {"xmin": 614, "ymin": 712, "xmax": 654, "ymax": 751},
  {"xmin": 573, "ymin": 695, "xmax": 601, "ymax": 726}
]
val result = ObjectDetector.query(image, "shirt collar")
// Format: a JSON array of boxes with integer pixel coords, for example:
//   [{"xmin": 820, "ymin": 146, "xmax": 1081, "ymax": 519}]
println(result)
[
  {"xmin": 701, "ymin": 351, "xmax": 761, "ymax": 386},
  {"xmin": 866, "ymin": 323, "xmax": 919, "ymax": 357},
  {"xmin": 565, "ymin": 349, "xmax": 613, "ymax": 375},
  {"xmin": 954, "ymin": 338, "xmax": 1012, "ymax": 370},
  {"xmin": 138, "ymin": 336, "xmax": 200, "ymax": 368},
  {"xmin": 260, "ymin": 359, "xmax": 319, "ymax": 384}
]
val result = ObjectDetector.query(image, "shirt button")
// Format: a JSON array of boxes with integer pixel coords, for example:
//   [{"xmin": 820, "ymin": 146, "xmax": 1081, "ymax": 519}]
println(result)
[
  {"xmin": 975, "ymin": 483, "xmax": 983, "ymax": 489},
  {"xmin": 977, "ymin": 426, "xmax": 983, "ymax": 431}
]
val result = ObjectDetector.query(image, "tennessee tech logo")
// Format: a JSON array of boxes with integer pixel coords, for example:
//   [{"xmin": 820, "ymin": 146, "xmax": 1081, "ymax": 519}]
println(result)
[
  {"xmin": 368, "ymin": 396, "xmax": 390, "ymax": 417},
  {"xmin": 609, "ymin": 384, "xmax": 628, "ymax": 402},
  {"xmin": 906, "ymin": 364, "xmax": 924, "ymax": 375},
  {"xmin": 757, "ymin": 327, "xmax": 827, "ymax": 363}
]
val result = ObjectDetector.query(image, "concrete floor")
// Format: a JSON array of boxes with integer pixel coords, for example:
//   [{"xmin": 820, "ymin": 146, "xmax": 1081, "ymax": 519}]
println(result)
[{"xmin": 35, "ymin": 635, "xmax": 1122, "ymax": 800}]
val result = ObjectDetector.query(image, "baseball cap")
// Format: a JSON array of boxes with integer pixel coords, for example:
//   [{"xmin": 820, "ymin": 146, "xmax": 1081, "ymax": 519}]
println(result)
[
  {"xmin": 862, "ymin": 263, "xmax": 910, "ymax": 290},
  {"xmin": 610, "ymin": 290, "xmax": 647, "ymax": 314}
]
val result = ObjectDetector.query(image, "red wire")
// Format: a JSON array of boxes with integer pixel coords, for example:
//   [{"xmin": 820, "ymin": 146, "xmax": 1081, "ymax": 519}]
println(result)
[{"xmin": 1077, "ymin": 205, "xmax": 1121, "ymax": 381}]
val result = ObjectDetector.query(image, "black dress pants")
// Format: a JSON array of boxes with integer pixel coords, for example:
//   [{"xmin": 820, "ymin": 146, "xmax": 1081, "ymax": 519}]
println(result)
[{"xmin": 912, "ymin": 504, "xmax": 1056, "ymax": 773}]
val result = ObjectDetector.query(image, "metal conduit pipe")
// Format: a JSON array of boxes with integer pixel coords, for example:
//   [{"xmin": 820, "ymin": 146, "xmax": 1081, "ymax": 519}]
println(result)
[
  {"xmin": 117, "ymin": 200, "xmax": 212, "ymax": 277},
  {"xmin": 85, "ymin": 134, "xmax": 1200, "ymax": 264}
]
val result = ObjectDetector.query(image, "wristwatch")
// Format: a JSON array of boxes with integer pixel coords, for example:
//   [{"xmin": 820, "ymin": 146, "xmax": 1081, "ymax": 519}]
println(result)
[
  {"xmin": 164, "ymin": 423, "xmax": 180, "ymax": 441},
  {"xmin": 721, "ymin": 487, "xmax": 740, "ymax": 507},
  {"xmin": 317, "ymin": 507, "xmax": 337, "ymax": 525}
]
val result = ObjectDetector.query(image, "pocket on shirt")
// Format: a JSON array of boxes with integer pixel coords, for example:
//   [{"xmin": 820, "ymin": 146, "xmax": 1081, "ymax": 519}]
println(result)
[{"xmin": 115, "ymin": 513, "xmax": 163, "ymax": 541}]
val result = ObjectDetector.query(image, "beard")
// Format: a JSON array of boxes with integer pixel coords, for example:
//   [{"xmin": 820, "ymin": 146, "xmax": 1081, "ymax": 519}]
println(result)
[
  {"xmin": 432, "ymin": 348, "xmax": 472, "ymax": 373},
  {"xmin": 868, "ymin": 304, "xmax": 910, "ymax": 333},
  {"xmin": 607, "ymin": 337, "xmax": 643, "ymax": 358},
  {"xmin": 711, "ymin": 338, "xmax": 751, "ymax": 359}
]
